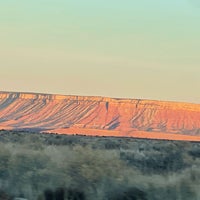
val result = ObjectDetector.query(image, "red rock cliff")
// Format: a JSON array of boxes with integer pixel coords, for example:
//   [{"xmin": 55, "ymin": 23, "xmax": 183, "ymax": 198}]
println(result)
[{"xmin": 0, "ymin": 91, "xmax": 200, "ymax": 141}]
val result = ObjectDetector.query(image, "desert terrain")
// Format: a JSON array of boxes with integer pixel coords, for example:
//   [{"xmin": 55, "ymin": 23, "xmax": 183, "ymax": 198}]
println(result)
[{"xmin": 0, "ymin": 91, "xmax": 199, "ymax": 141}]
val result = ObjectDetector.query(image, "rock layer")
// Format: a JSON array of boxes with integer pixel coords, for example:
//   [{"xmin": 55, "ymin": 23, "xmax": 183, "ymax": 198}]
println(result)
[{"xmin": 0, "ymin": 91, "xmax": 200, "ymax": 141}]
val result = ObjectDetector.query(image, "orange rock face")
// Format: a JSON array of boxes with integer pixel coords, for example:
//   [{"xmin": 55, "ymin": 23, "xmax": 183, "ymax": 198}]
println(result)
[{"xmin": 0, "ymin": 91, "xmax": 200, "ymax": 141}]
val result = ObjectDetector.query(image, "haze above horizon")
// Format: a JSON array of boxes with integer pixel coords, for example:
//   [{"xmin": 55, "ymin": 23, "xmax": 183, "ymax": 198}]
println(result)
[{"xmin": 0, "ymin": 0, "xmax": 199, "ymax": 103}]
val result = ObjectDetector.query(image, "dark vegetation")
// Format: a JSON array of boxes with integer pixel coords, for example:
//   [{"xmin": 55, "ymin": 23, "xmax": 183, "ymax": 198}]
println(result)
[{"xmin": 0, "ymin": 130, "xmax": 200, "ymax": 199}]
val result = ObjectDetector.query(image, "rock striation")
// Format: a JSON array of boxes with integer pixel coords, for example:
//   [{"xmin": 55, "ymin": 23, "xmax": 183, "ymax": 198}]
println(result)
[{"xmin": 0, "ymin": 91, "xmax": 200, "ymax": 141}]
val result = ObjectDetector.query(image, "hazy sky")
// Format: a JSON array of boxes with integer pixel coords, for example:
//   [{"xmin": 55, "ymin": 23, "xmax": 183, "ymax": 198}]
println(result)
[{"xmin": 0, "ymin": 0, "xmax": 200, "ymax": 103}]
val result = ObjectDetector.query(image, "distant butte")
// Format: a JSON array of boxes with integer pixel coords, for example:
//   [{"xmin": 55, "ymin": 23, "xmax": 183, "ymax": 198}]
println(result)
[{"xmin": 0, "ymin": 91, "xmax": 200, "ymax": 141}]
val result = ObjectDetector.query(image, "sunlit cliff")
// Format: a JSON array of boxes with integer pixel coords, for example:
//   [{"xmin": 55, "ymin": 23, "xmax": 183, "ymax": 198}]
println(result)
[{"xmin": 0, "ymin": 91, "xmax": 200, "ymax": 141}]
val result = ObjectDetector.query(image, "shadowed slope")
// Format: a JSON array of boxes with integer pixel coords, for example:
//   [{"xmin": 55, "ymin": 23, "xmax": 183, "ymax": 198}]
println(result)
[{"xmin": 0, "ymin": 91, "xmax": 199, "ymax": 141}]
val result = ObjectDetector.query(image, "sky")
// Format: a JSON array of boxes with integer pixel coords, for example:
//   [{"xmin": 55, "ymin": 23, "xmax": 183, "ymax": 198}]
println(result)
[{"xmin": 0, "ymin": 0, "xmax": 200, "ymax": 103}]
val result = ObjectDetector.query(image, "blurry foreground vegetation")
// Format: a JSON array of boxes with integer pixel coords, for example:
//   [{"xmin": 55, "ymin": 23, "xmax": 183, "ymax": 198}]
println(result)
[{"xmin": 0, "ymin": 130, "xmax": 200, "ymax": 199}]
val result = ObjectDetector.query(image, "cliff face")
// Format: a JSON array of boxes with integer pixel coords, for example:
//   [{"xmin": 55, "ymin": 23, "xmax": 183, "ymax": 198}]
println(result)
[{"xmin": 0, "ymin": 91, "xmax": 200, "ymax": 141}]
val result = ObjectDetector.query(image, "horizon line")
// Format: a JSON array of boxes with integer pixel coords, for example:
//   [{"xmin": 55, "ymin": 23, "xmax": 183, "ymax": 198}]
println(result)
[{"xmin": 0, "ymin": 90, "xmax": 199, "ymax": 105}]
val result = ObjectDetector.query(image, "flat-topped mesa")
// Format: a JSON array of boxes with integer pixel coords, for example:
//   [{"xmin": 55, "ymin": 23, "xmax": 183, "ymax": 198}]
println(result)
[
  {"xmin": 0, "ymin": 91, "xmax": 199, "ymax": 111},
  {"xmin": 0, "ymin": 91, "xmax": 200, "ymax": 141}
]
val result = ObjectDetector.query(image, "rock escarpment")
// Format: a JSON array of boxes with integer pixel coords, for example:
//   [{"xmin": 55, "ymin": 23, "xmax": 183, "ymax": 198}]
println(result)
[{"xmin": 0, "ymin": 91, "xmax": 200, "ymax": 141}]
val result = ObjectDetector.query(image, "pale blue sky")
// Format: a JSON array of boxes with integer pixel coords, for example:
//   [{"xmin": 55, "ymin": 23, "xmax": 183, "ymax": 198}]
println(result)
[{"xmin": 0, "ymin": 0, "xmax": 200, "ymax": 103}]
